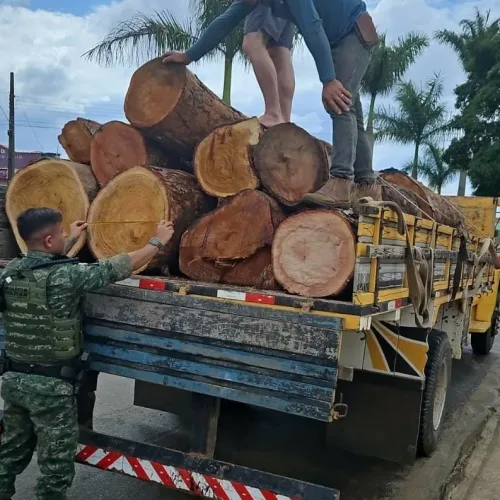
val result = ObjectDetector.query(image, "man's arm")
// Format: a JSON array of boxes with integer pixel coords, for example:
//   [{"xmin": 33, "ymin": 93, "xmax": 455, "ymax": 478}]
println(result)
[
  {"xmin": 185, "ymin": 1, "xmax": 255, "ymax": 62},
  {"xmin": 283, "ymin": 0, "xmax": 335, "ymax": 83},
  {"xmin": 64, "ymin": 221, "xmax": 174, "ymax": 294}
]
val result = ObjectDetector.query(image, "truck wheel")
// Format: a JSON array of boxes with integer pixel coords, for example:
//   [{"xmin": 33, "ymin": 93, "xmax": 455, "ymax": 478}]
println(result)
[
  {"xmin": 471, "ymin": 328, "xmax": 495, "ymax": 355},
  {"xmin": 418, "ymin": 331, "xmax": 452, "ymax": 457}
]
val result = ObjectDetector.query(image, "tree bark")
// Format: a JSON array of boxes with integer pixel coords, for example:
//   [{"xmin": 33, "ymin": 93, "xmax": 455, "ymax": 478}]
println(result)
[
  {"xmin": 87, "ymin": 166, "xmax": 214, "ymax": 273},
  {"xmin": 367, "ymin": 93, "xmax": 376, "ymax": 158},
  {"xmin": 272, "ymin": 209, "xmax": 356, "ymax": 297},
  {"xmin": 457, "ymin": 170, "xmax": 467, "ymax": 196},
  {"xmin": 124, "ymin": 58, "xmax": 245, "ymax": 159},
  {"xmin": 411, "ymin": 142, "xmax": 420, "ymax": 180},
  {"xmin": 179, "ymin": 190, "xmax": 285, "ymax": 287},
  {"xmin": 253, "ymin": 123, "xmax": 330, "ymax": 206},
  {"xmin": 6, "ymin": 158, "xmax": 98, "ymax": 256},
  {"xmin": 194, "ymin": 118, "xmax": 262, "ymax": 197},
  {"xmin": 379, "ymin": 169, "xmax": 465, "ymax": 228},
  {"xmin": 58, "ymin": 118, "xmax": 101, "ymax": 164},
  {"xmin": 90, "ymin": 121, "xmax": 190, "ymax": 187}
]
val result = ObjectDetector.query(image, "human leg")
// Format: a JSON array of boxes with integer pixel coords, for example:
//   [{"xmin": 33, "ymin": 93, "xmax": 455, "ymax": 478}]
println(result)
[
  {"xmin": 242, "ymin": 31, "xmax": 283, "ymax": 128},
  {"xmin": 267, "ymin": 22, "xmax": 295, "ymax": 122},
  {"xmin": 31, "ymin": 394, "xmax": 78, "ymax": 500},
  {"xmin": 303, "ymin": 32, "xmax": 372, "ymax": 207},
  {"xmin": 0, "ymin": 381, "xmax": 37, "ymax": 500}
]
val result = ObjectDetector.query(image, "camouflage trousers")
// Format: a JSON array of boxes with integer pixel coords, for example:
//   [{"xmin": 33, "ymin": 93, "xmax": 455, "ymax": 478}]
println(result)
[{"xmin": 0, "ymin": 375, "xmax": 78, "ymax": 500}]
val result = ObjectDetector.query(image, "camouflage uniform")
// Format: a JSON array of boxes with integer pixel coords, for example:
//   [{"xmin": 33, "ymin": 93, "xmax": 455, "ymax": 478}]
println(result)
[{"xmin": 0, "ymin": 250, "xmax": 132, "ymax": 500}]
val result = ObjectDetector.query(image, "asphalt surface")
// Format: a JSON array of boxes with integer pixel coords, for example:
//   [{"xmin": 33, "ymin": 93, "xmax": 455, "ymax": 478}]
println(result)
[{"xmin": 2, "ymin": 340, "xmax": 499, "ymax": 500}]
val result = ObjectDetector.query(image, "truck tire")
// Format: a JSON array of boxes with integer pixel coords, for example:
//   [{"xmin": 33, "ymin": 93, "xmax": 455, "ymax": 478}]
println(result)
[
  {"xmin": 471, "ymin": 328, "xmax": 495, "ymax": 355},
  {"xmin": 418, "ymin": 330, "xmax": 452, "ymax": 457}
]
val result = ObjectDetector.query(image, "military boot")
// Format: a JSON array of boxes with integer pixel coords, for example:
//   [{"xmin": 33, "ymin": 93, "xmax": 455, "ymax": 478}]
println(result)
[
  {"xmin": 352, "ymin": 182, "xmax": 382, "ymax": 202},
  {"xmin": 302, "ymin": 177, "xmax": 353, "ymax": 208}
]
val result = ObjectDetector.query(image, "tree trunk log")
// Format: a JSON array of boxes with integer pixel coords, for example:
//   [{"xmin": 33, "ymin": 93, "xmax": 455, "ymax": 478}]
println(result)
[
  {"xmin": 179, "ymin": 190, "xmax": 284, "ymax": 286},
  {"xmin": 194, "ymin": 118, "xmax": 262, "ymax": 197},
  {"xmin": 179, "ymin": 246, "xmax": 278, "ymax": 290},
  {"xmin": 90, "ymin": 121, "xmax": 190, "ymax": 187},
  {"xmin": 58, "ymin": 118, "xmax": 101, "ymax": 164},
  {"xmin": 124, "ymin": 59, "xmax": 245, "ymax": 158},
  {"xmin": 6, "ymin": 158, "xmax": 98, "ymax": 256},
  {"xmin": 272, "ymin": 209, "xmax": 356, "ymax": 297},
  {"xmin": 253, "ymin": 123, "xmax": 330, "ymax": 206},
  {"xmin": 87, "ymin": 166, "xmax": 213, "ymax": 274},
  {"xmin": 379, "ymin": 169, "xmax": 465, "ymax": 228}
]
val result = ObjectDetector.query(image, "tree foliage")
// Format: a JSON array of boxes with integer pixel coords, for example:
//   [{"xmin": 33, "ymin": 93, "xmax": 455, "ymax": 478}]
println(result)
[
  {"xmin": 361, "ymin": 32, "xmax": 428, "ymax": 154},
  {"xmin": 436, "ymin": 9, "xmax": 500, "ymax": 195},
  {"xmin": 374, "ymin": 75, "xmax": 450, "ymax": 180}
]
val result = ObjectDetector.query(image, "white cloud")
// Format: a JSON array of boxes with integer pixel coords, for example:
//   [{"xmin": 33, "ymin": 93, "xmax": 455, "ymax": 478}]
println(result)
[{"xmin": 0, "ymin": 0, "xmax": 498, "ymax": 196}]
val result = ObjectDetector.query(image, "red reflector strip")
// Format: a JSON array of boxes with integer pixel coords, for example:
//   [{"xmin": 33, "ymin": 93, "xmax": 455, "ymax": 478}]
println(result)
[
  {"xmin": 216, "ymin": 290, "xmax": 276, "ymax": 305},
  {"xmin": 139, "ymin": 279, "xmax": 165, "ymax": 291},
  {"xmin": 394, "ymin": 298, "xmax": 404, "ymax": 308},
  {"xmin": 245, "ymin": 293, "xmax": 276, "ymax": 305}
]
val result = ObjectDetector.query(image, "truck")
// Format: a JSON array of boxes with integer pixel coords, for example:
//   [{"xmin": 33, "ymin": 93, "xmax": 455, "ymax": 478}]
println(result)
[{"xmin": 1, "ymin": 196, "xmax": 499, "ymax": 499}]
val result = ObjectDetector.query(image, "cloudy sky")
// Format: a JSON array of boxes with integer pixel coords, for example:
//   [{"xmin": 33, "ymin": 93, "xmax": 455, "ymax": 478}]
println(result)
[{"xmin": 0, "ymin": 0, "xmax": 499, "ymax": 194}]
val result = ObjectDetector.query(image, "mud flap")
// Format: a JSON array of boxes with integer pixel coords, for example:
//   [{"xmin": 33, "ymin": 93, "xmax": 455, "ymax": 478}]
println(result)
[{"xmin": 326, "ymin": 371, "xmax": 424, "ymax": 464}]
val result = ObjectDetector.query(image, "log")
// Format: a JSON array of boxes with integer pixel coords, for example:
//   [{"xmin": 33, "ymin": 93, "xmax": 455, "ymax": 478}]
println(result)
[
  {"xmin": 90, "ymin": 121, "xmax": 190, "ymax": 187},
  {"xmin": 6, "ymin": 158, "xmax": 98, "ymax": 256},
  {"xmin": 253, "ymin": 123, "xmax": 330, "ymax": 206},
  {"xmin": 179, "ymin": 246, "xmax": 278, "ymax": 290},
  {"xmin": 124, "ymin": 59, "xmax": 245, "ymax": 158},
  {"xmin": 379, "ymin": 169, "xmax": 465, "ymax": 228},
  {"xmin": 272, "ymin": 209, "xmax": 356, "ymax": 297},
  {"xmin": 194, "ymin": 118, "xmax": 262, "ymax": 198},
  {"xmin": 87, "ymin": 166, "xmax": 213, "ymax": 273},
  {"xmin": 58, "ymin": 118, "xmax": 101, "ymax": 164},
  {"xmin": 179, "ymin": 190, "xmax": 285, "ymax": 286}
]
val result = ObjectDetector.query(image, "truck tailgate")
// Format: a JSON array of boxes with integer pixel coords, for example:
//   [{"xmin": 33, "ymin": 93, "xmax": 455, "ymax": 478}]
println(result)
[{"xmin": 83, "ymin": 281, "xmax": 342, "ymax": 422}]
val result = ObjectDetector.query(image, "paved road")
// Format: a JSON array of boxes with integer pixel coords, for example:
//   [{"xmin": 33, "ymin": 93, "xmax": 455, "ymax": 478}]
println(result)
[{"xmin": 3, "ymin": 341, "xmax": 500, "ymax": 500}]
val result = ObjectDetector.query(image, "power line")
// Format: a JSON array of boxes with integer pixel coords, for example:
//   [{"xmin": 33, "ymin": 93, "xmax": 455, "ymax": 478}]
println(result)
[{"xmin": 18, "ymin": 102, "xmax": 44, "ymax": 150}]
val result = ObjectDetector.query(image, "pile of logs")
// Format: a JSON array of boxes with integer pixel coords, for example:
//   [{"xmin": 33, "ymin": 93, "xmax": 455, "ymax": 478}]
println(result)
[{"xmin": 6, "ymin": 58, "xmax": 465, "ymax": 298}]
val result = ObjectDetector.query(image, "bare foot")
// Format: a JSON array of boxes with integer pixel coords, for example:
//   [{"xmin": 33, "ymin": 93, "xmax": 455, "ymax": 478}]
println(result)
[{"xmin": 259, "ymin": 113, "xmax": 285, "ymax": 129}]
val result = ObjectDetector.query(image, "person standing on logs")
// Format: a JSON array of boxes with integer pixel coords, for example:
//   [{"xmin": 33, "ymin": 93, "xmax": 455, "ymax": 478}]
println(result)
[
  {"xmin": 0, "ymin": 208, "xmax": 174, "ymax": 500},
  {"xmin": 241, "ymin": 3, "xmax": 296, "ymax": 128},
  {"xmin": 162, "ymin": 0, "xmax": 381, "ymax": 206}
]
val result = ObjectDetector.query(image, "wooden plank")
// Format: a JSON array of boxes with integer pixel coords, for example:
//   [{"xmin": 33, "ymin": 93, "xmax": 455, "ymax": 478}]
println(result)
[
  {"xmin": 89, "ymin": 361, "xmax": 334, "ymax": 421},
  {"xmin": 85, "ymin": 343, "xmax": 336, "ymax": 402},
  {"xmin": 189, "ymin": 394, "xmax": 220, "ymax": 458},
  {"xmin": 85, "ymin": 324, "xmax": 338, "ymax": 381},
  {"xmin": 84, "ymin": 295, "xmax": 340, "ymax": 360}
]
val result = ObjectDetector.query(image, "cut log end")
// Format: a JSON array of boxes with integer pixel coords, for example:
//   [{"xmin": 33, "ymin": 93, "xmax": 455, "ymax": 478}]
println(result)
[
  {"xmin": 87, "ymin": 166, "xmax": 212, "ymax": 274},
  {"xmin": 272, "ymin": 210, "xmax": 356, "ymax": 297},
  {"xmin": 87, "ymin": 167, "xmax": 167, "ymax": 267},
  {"xmin": 194, "ymin": 118, "xmax": 261, "ymax": 197},
  {"xmin": 124, "ymin": 60, "xmax": 186, "ymax": 129},
  {"xmin": 253, "ymin": 123, "xmax": 329, "ymax": 206},
  {"xmin": 90, "ymin": 121, "xmax": 163, "ymax": 187},
  {"xmin": 6, "ymin": 159, "xmax": 98, "ymax": 256},
  {"xmin": 58, "ymin": 118, "xmax": 100, "ymax": 164}
]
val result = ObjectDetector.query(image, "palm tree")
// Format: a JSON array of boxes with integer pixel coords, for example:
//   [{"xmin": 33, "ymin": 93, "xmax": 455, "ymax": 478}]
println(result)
[
  {"xmin": 435, "ymin": 9, "xmax": 500, "ymax": 195},
  {"xmin": 84, "ymin": 1, "xmax": 246, "ymax": 105},
  {"xmin": 402, "ymin": 143, "xmax": 457, "ymax": 193},
  {"xmin": 361, "ymin": 32, "xmax": 428, "ymax": 154},
  {"xmin": 374, "ymin": 75, "xmax": 450, "ymax": 180}
]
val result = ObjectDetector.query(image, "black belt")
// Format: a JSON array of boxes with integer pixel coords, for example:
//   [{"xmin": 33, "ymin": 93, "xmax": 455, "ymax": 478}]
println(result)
[{"xmin": 9, "ymin": 359, "xmax": 80, "ymax": 382}]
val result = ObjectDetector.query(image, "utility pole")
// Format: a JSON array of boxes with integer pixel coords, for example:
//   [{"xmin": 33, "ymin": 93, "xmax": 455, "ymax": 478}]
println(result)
[{"xmin": 7, "ymin": 72, "xmax": 15, "ymax": 183}]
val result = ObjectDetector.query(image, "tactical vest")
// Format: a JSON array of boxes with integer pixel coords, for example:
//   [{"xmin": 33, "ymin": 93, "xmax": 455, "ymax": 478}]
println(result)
[{"xmin": 1, "ymin": 258, "xmax": 81, "ymax": 364}]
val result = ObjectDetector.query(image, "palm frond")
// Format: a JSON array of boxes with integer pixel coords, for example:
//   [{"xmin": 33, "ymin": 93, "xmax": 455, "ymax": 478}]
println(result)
[{"xmin": 84, "ymin": 11, "xmax": 203, "ymax": 66}]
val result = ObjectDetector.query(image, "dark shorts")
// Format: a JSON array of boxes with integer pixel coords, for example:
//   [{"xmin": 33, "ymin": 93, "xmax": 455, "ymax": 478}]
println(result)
[{"xmin": 244, "ymin": 4, "xmax": 294, "ymax": 49}]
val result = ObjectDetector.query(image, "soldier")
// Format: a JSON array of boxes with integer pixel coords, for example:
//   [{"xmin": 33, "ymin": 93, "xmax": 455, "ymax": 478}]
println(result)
[
  {"xmin": 163, "ymin": 0, "xmax": 381, "ymax": 206},
  {"xmin": 0, "ymin": 207, "xmax": 174, "ymax": 500}
]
